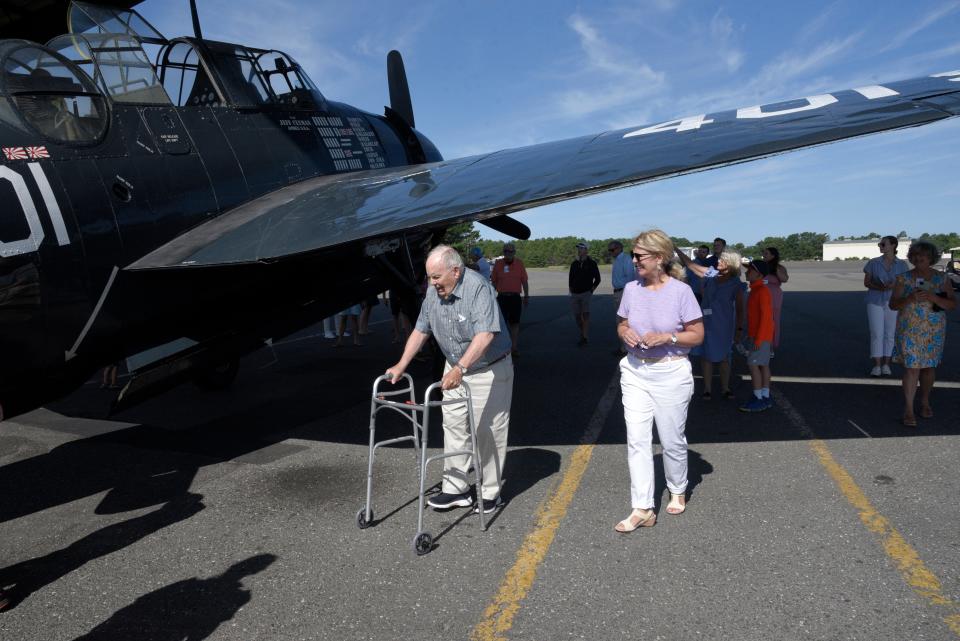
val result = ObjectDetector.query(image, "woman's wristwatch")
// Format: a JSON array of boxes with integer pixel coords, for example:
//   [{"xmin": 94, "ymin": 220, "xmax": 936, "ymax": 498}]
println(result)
[
  {"xmin": 670, "ymin": 333, "xmax": 678, "ymax": 345},
  {"xmin": 456, "ymin": 363, "xmax": 468, "ymax": 375}
]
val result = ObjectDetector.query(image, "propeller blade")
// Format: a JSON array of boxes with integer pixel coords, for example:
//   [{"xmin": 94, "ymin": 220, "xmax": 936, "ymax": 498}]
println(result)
[
  {"xmin": 190, "ymin": 0, "xmax": 203, "ymax": 40},
  {"xmin": 387, "ymin": 50, "xmax": 415, "ymax": 128},
  {"xmin": 479, "ymin": 216, "xmax": 531, "ymax": 240}
]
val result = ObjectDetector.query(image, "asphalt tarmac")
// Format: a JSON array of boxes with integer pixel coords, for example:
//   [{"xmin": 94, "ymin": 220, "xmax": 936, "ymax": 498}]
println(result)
[{"xmin": 1, "ymin": 261, "xmax": 958, "ymax": 641}]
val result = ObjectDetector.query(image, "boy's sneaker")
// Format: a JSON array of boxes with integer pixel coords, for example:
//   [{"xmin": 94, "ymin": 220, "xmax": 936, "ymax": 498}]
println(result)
[
  {"xmin": 763, "ymin": 396, "xmax": 774, "ymax": 409},
  {"xmin": 474, "ymin": 496, "xmax": 502, "ymax": 514},
  {"xmin": 739, "ymin": 397, "xmax": 768, "ymax": 412},
  {"xmin": 427, "ymin": 491, "xmax": 472, "ymax": 510},
  {"xmin": 870, "ymin": 365, "xmax": 881, "ymax": 377},
  {"xmin": 881, "ymin": 364, "xmax": 892, "ymax": 375}
]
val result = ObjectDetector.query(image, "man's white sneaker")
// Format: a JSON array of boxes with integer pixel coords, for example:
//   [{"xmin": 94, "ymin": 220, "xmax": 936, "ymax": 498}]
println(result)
[
  {"xmin": 870, "ymin": 366, "xmax": 882, "ymax": 377},
  {"xmin": 881, "ymin": 364, "xmax": 892, "ymax": 375}
]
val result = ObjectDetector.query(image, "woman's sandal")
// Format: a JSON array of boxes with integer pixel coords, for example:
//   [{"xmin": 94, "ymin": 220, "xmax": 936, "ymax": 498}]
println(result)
[
  {"xmin": 666, "ymin": 493, "xmax": 686, "ymax": 515},
  {"xmin": 614, "ymin": 509, "xmax": 656, "ymax": 533},
  {"xmin": 902, "ymin": 414, "xmax": 917, "ymax": 427},
  {"xmin": 919, "ymin": 405, "xmax": 933, "ymax": 418},
  {"xmin": 722, "ymin": 390, "xmax": 734, "ymax": 400},
  {"xmin": 701, "ymin": 391, "xmax": 712, "ymax": 400}
]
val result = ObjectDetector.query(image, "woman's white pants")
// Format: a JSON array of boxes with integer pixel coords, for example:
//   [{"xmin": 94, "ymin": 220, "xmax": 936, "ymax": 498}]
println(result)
[
  {"xmin": 866, "ymin": 302, "xmax": 897, "ymax": 358},
  {"xmin": 619, "ymin": 355, "xmax": 694, "ymax": 509}
]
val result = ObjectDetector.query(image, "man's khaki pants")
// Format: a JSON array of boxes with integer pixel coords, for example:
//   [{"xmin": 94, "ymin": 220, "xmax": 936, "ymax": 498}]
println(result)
[{"xmin": 441, "ymin": 356, "xmax": 513, "ymax": 501}]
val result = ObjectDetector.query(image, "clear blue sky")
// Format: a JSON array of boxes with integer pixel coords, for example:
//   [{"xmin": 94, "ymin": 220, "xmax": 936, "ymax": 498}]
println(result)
[{"xmin": 137, "ymin": 0, "xmax": 960, "ymax": 245}]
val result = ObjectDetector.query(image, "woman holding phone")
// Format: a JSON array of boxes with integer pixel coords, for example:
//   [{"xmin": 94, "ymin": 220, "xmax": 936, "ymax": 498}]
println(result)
[{"xmin": 890, "ymin": 241, "xmax": 956, "ymax": 426}]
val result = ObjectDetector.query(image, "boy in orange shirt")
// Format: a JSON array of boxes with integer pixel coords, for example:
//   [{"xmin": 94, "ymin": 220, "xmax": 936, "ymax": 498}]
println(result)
[{"xmin": 739, "ymin": 259, "xmax": 775, "ymax": 412}]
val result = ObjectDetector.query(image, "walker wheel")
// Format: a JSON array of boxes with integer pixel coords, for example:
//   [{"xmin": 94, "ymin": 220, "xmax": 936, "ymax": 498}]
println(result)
[
  {"xmin": 413, "ymin": 531, "xmax": 433, "ymax": 556},
  {"xmin": 356, "ymin": 507, "xmax": 373, "ymax": 529}
]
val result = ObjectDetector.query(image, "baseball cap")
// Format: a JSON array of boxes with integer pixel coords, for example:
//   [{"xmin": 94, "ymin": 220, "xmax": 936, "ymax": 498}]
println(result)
[
  {"xmin": 575, "ymin": 242, "xmax": 588, "ymax": 249},
  {"xmin": 470, "ymin": 247, "xmax": 482, "ymax": 257},
  {"xmin": 746, "ymin": 259, "xmax": 770, "ymax": 276}
]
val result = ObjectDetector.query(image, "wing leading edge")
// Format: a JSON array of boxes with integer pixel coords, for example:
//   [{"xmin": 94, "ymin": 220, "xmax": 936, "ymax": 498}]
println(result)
[{"xmin": 129, "ymin": 70, "xmax": 960, "ymax": 270}]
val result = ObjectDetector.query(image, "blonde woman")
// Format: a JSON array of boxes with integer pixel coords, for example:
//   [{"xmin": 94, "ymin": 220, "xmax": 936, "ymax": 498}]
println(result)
[
  {"xmin": 676, "ymin": 249, "xmax": 745, "ymax": 399},
  {"xmin": 615, "ymin": 230, "xmax": 704, "ymax": 532}
]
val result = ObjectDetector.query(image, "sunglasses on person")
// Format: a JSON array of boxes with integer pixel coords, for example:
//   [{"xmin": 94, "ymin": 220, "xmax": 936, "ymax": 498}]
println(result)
[{"xmin": 631, "ymin": 252, "xmax": 654, "ymax": 261}]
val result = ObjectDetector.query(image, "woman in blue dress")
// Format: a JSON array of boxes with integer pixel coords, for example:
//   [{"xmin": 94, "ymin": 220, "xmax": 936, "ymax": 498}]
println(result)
[
  {"xmin": 890, "ymin": 241, "xmax": 956, "ymax": 426},
  {"xmin": 677, "ymin": 249, "xmax": 744, "ymax": 398}
]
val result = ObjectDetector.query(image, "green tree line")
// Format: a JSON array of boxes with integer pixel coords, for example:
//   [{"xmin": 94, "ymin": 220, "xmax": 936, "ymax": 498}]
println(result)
[{"xmin": 442, "ymin": 224, "xmax": 960, "ymax": 267}]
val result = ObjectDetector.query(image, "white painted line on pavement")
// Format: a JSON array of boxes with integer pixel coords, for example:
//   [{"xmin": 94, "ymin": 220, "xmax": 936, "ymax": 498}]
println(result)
[
  {"xmin": 847, "ymin": 419, "xmax": 872, "ymax": 438},
  {"xmin": 740, "ymin": 374, "xmax": 960, "ymax": 389}
]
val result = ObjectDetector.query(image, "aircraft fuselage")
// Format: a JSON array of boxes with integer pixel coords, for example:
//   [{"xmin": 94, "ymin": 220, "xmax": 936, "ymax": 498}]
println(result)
[{"xmin": 0, "ymin": 33, "xmax": 442, "ymax": 418}]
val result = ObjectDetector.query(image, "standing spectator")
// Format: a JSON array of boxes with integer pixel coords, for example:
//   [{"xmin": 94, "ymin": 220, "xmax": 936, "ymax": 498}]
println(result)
[
  {"xmin": 358, "ymin": 295, "xmax": 380, "ymax": 336},
  {"xmin": 864, "ymin": 236, "xmax": 910, "ymax": 376},
  {"xmin": 334, "ymin": 304, "xmax": 362, "ymax": 347},
  {"xmin": 739, "ymin": 260, "xmax": 775, "ymax": 412},
  {"xmin": 609, "ymin": 240, "xmax": 635, "ymax": 355},
  {"xmin": 490, "ymin": 242, "xmax": 529, "ymax": 357},
  {"xmin": 470, "ymin": 247, "xmax": 492, "ymax": 280},
  {"xmin": 675, "ymin": 249, "xmax": 745, "ymax": 399},
  {"xmin": 387, "ymin": 288, "xmax": 412, "ymax": 344},
  {"xmin": 685, "ymin": 245, "xmax": 710, "ymax": 302},
  {"xmin": 569, "ymin": 242, "xmax": 601, "ymax": 346},
  {"xmin": 762, "ymin": 247, "xmax": 789, "ymax": 350},
  {"xmin": 385, "ymin": 245, "xmax": 513, "ymax": 514},
  {"xmin": 705, "ymin": 237, "xmax": 727, "ymax": 269},
  {"xmin": 614, "ymin": 229, "xmax": 703, "ymax": 532},
  {"xmin": 889, "ymin": 241, "xmax": 956, "ymax": 426},
  {"xmin": 322, "ymin": 316, "xmax": 337, "ymax": 339}
]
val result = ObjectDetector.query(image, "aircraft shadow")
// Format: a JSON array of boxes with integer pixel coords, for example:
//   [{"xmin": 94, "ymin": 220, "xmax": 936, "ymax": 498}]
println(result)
[{"xmin": 69, "ymin": 553, "xmax": 276, "ymax": 641}]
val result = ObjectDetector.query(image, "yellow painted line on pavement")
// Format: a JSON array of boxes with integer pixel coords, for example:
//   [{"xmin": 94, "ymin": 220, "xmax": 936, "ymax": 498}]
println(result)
[
  {"xmin": 471, "ymin": 372, "xmax": 620, "ymax": 641},
  {"xmin": 776, "ymin": 393, "xmax": 960, "ymax": 637}
]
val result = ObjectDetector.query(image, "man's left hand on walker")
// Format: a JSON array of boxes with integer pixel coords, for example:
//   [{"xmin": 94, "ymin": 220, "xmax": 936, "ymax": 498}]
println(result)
[{"xmin": 441, "ymin": 366, "xmax": 463, "ymax": 390}]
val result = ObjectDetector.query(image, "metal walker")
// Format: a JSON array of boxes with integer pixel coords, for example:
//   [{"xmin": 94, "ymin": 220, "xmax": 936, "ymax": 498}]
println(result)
[{"xmin": 357, "ymin": 373, "xmax": 488, "ymax": 555}]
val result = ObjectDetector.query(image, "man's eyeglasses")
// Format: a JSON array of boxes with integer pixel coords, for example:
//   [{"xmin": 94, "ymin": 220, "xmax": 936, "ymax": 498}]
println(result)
[
  {"xmin": 503, "ymin": 249, "xmax": 515, "ymax": 254},
  {"xmin": 878, "ymin": 242, "xmax": 887, "ymax": 248}
]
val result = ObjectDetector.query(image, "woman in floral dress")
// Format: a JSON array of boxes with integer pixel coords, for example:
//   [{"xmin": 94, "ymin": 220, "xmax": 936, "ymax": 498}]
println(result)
[{"xmin": 890, "ymin": 241, "xmax": 956, "ymax": 426}]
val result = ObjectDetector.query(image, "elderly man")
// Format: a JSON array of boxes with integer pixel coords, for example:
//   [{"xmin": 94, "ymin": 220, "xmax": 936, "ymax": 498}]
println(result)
[
  {"xmin": 569, "ymin": 242, "xmax": 601, "ymax": 346},
  {"xmin": 386, "ymin": 245, "xmax": 514, "ymax": 514},
  {"xmin": 609, "ymin": 240, "xmax": 634, "ymax": 355},
  {"xmin": 490, "ymin": 242, "xmax": 529, "ymax": 357}
]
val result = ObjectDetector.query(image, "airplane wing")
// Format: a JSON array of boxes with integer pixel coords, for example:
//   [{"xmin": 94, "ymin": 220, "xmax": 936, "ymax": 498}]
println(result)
[{"xmin": 129, "ymin": 71, "xmax": 960, "ymax": 270}]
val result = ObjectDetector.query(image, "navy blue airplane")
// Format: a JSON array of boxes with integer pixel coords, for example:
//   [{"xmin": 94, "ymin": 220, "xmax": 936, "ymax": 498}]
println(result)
[{"xmin": 0, "ymin": 0, "xmax": 958, "ymax": 420}]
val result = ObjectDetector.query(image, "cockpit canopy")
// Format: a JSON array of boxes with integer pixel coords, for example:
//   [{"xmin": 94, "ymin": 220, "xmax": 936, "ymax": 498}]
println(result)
[
  {"xmin": 159, "ymin": 39, "xmax": 328, "ymax": 111},
  {"xmin": 0, "ymin": 1, "xmax": 333, "ymax": 147},
  {"xmin": 0, "ymin": 41, "xmax": 108, "ymax": 144}
]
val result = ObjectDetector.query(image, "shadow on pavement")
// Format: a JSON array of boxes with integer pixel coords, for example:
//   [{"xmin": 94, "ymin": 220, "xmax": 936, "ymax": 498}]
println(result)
[
  {"xmin": 70, "ymin": 553, "xmax": 276, "ymax": 641},
  {"xmin": 0, "ymin": 493, "xmax": 205, "ymax": 611}
]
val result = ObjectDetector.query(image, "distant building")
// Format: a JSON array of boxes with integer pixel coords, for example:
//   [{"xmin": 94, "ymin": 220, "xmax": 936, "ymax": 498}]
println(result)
[{"xmin": 821, "ymin": 237, "xmax": 911, "ymax": 261}]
